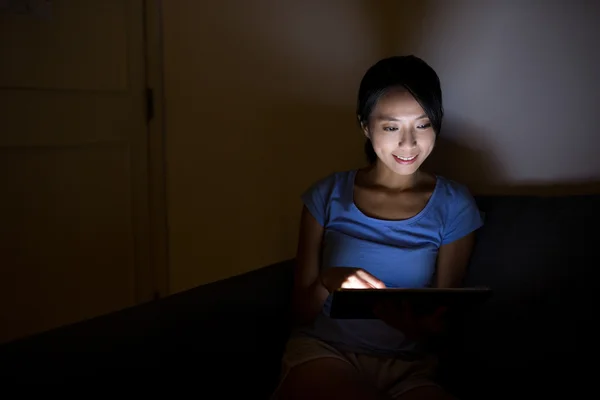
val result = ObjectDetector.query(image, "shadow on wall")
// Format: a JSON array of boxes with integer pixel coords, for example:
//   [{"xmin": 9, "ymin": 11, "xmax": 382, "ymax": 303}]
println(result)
[
  {"xmin": 423, "ymin": 117, "xmax": 600, "ymax": 195},
  {"xmin": 408, "ymin": 0, "xmax": 600, "ymax": 196},
  {"xmin": 249, "ymin": 103, "xmax": 366, "ymax": 262},
  {"xmin": 422, "ymin": 115, "xmax": 505, "ymax": 193},
  {"xmin": 363, "ymin": 0, "xmax": 432, "ymax": 57}
]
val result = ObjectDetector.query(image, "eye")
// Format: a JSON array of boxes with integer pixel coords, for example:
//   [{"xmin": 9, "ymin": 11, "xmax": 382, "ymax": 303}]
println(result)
[
  {"xmin": 417, "ymin": 123, "xmax": 432, "ymax": 130},
  {"xmin": 383, "ymin": 126, "xmax": 398, "ymax": 132}
]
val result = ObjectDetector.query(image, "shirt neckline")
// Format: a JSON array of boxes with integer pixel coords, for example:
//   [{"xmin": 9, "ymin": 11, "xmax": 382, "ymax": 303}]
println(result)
[{"xmin": 346, "ymin": 169, "xmax": 441, "ymax": 225}]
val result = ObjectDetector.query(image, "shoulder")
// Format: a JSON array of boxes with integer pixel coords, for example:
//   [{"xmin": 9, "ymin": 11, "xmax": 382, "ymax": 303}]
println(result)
[
  {"xmin": 301, "ymin": 170, "xmax": 354, "ymax": 226},
  {"xmin": 433, "ymin": 176, "xmax": 483, "ymax": 244},
  {"xmin": 303, "ymin": 170, "xmax": 353, "ymax": 198},
  {"xmin": 433, "ymin": 176, "xmax": 480, "ymax": 215},
  {"xmin": 435, "ymin": 175, "xmax": 475, "ymax": 202}
]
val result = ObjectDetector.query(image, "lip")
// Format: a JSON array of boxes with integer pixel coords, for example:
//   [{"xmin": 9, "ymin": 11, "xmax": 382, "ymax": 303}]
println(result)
[{"xmin": 393, "ymin": 154, "xmax": 418, "ymax": 165}]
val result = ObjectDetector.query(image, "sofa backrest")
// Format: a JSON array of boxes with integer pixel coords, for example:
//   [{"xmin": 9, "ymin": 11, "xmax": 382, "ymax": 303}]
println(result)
[{"xmin": 442, "ymin": 194, "xmax": 599, "ymax": 397}]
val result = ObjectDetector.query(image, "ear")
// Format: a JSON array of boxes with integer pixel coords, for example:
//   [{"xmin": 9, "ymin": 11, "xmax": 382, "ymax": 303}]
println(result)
[{"xmin": 359, "ymin": 118, "xmax": 370, "ymax": 139}]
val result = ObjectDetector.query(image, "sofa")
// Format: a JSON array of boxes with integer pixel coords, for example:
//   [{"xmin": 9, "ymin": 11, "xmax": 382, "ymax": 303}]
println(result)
[{"xmin": 0, "ymin": 193, "xmax": 597, "ymax": 398}]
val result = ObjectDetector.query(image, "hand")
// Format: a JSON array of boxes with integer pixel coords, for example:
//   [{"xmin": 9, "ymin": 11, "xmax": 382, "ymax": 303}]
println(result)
[
  {"xmin": 319, "ymin": 267, "xmax": 386, "ymax": 293},
  {"xmin": 374, "ymin": 300, "xmax": 448, "ymax": 342}
]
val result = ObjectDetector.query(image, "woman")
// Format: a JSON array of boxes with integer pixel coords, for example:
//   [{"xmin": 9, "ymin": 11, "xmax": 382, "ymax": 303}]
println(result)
[{"xmin": 273, "ymin": 55, "xmax": 483, "ymax": 399}]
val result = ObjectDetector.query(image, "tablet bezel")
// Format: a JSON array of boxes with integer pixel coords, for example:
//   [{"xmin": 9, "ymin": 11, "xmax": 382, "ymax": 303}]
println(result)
[{"xmin": 329, "ymin": 287, "xmax": 492, "ymax": 319}]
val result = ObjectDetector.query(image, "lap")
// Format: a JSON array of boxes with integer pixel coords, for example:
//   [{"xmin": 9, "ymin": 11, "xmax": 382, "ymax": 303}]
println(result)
[
  {"xmin": 276, "ymin": 357, "xmax": 387, "ymax": 400},
  {"xmin": 272, "ymin": 337, "xmax": 449, "ymax": 400}
]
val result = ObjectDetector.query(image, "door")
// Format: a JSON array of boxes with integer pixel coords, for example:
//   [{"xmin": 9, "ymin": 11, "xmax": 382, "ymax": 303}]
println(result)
[{"xmin": 0, "ymin": 0, "xmax": 163, "ymax": 343}]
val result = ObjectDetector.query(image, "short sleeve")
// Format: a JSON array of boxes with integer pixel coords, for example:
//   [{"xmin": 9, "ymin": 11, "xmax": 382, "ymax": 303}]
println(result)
[
  {"xmin": 300, "ymin": 174, "xmax": 336, "ymax": 227},
  {"xmin": 441, "ymin": 183, "xmax": 484, "ymax": 245}
]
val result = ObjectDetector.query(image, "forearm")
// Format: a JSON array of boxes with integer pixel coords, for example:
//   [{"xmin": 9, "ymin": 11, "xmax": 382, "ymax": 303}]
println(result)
[
  {"xmin": 435, "ymin": 233, "xmax": 475, "ymax": 288},
  {"xmin": 291, "ymin": 277, "xmax": 330, "ymax": 325}
]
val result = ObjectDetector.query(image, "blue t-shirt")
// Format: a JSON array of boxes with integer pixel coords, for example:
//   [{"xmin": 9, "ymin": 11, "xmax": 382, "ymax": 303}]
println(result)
[{"xmin": 293, "ymin": 169, "xmax": 484, "ymax": 356}]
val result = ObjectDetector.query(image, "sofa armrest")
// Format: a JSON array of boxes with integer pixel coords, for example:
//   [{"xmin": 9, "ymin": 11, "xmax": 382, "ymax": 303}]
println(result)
[{"xmin": 0, "ymin": 260, "xmax": 295, "ymax": 391}]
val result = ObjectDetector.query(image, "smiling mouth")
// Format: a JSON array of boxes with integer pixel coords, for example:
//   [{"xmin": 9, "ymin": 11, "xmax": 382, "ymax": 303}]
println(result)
[{"xmin": 393, "ymin": 155, "xmax": 418, "ymax": 161}]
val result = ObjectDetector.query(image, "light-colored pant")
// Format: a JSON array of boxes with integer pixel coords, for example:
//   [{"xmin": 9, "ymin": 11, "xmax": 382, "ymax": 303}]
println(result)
[{"xmin": 271, "ymin": 336, "xmax": 440, "ymax": 399}]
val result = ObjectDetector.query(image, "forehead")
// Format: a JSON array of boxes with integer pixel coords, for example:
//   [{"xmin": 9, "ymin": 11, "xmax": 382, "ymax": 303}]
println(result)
[{"xmin": 372, "ymin": 87, "xmax": 425, "ymax": 119}]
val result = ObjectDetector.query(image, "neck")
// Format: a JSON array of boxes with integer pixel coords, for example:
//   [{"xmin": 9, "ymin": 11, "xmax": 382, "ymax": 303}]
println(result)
[{"xmin": 368, "ymin": 161, "xmax": 420, "ymax": 190}]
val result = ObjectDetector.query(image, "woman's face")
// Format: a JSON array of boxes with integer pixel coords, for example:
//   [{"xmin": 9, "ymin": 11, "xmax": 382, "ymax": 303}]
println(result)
[{"xmin": 363, "ymin": 87, "xmax": 436, "ymax": 176}]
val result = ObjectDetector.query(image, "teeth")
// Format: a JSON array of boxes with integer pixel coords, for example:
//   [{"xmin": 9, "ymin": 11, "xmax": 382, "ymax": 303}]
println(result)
[{"xmin": 396, "ymin": 155, "xmax": 416, "ymax": 161}]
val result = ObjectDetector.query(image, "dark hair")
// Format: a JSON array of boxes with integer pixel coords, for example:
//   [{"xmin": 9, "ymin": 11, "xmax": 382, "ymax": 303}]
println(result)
[{"xmin": 357, "ymin": 55, "xmax": 444, "ymax": 163}]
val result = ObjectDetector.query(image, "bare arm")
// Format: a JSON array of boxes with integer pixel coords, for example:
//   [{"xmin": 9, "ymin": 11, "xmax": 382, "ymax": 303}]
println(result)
[
  {"xmin": 435, "ymin": 232, "xmax": 476, "ymax": 288},
  {"xmin": 291, "ymin": 206, "xmax": 330, "ymax": 325}
]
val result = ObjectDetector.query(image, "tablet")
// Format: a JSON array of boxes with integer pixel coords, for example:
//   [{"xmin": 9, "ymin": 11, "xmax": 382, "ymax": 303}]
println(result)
[{"xmin": 329, "ymin": 287, "xmax": 492, "ymax": 319}]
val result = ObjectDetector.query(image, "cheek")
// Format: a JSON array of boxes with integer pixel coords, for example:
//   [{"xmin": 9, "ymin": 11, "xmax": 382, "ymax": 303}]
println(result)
[
  {"xmin": 418, "ymin": 134, "xmax": 436, "ymax": 150},
  {"xmin": 371, "ymin": 132, "xmax": 396, "ymax": 150}
]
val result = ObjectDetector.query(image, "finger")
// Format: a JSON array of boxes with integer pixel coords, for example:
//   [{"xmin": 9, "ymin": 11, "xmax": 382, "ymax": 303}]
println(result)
[
  {"xmin": 356, "ymin": 270, "xmax": 386, "ymax": 289},
  {"xmin": 341, "ymin": 275, "xmax": 373, "ymax": 289}
]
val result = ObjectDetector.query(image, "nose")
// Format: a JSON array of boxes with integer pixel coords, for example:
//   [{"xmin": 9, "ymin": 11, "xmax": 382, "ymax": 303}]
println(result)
[{"xmin": 398, "ymin": 130, "xmax": 417, "ymax": 149}]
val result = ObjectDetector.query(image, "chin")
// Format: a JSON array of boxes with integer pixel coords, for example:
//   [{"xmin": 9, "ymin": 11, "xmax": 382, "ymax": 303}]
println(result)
[{"xmin": 385, "ymin": 160, "xmax": 421, "ymax": 175}]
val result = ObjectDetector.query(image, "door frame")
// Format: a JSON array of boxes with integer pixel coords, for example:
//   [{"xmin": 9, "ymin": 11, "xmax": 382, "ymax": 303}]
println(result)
[{"xmin": 143, "ymin": 0, "xmax": 169, "ymax": 299}]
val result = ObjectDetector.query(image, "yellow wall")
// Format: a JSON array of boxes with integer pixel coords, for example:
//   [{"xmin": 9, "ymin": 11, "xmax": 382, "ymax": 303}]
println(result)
[{"xmin": 162, "ymin": 1, "xmax": 388, "ymax": 292}]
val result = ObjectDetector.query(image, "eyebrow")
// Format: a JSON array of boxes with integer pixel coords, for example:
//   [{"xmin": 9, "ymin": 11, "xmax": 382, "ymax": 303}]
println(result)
[{"xmin": 376, "ymin": 114, "xmax": 429, "ymax": 121}]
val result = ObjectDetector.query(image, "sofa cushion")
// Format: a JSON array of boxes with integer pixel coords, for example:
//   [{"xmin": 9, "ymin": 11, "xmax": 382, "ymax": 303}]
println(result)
[{"xmin": 441, "ymin": 195, "xmax": 598, "ymax": 398}]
